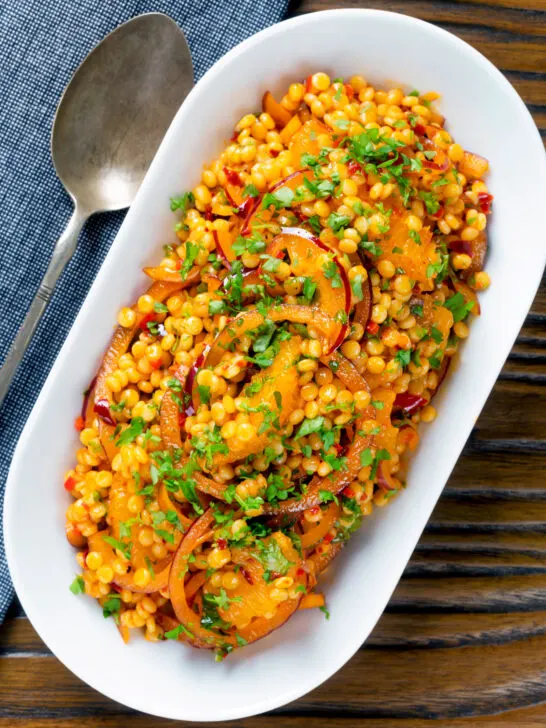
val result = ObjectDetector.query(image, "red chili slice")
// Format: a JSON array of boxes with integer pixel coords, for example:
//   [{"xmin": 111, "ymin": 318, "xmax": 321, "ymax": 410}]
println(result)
[
  {"xmin": 93, "ymin": 398, "xmax": 116, "ymax": 426},
  {"xmin": 477, "ymin": 192, "xmax": 494, "ymax": 214},
  {"xmin": 223, "ymin": 166, "xmax": 243, "ymax": 186},
  {"xmin": 393, "ymin": 392, "xmax": 427, "ymax": 415}
]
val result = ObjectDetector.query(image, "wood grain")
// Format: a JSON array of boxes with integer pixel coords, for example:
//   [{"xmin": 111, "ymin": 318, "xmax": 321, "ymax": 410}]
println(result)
[{"xmin": 1, "ymin": 1, "xmax": 545, "ymax": 725}]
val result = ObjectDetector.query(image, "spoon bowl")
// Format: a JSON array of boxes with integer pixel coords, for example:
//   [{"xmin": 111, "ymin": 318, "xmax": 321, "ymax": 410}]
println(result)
[
  {"xmin": 52, "ymin": 13, "xmax": 193, "ymax": 212},
  {"xmin": 0, "ymin": 13, "xmax": 193, "ymax": 404}
]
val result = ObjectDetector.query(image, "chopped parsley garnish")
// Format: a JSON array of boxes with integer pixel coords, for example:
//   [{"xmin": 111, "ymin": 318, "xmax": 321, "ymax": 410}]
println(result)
[
  {"xmin": 394, "ymin": 349, "xmax": 411, "ymax": 368},
  {"xmin": 242, "ymin": 183, "xmax": 260, "ymax": 198},
  {"xmin": 443, "ymin": 292, "xmax": 476, "ymax": 322},
  {"xmin": 69, "ymin": 576, "xmax": 85, "ymax": 595},
  {"xmin": 301, "ymin": 277, "xmax": 317, "ymax": 304},
  {"xmin": 102, "ymin": 594, "xmax": 122, "ymax": 622},
  {"xmin": 294, "ymin": 416, "xmax": 325, "ymax": 439},
  {"xmin": 319, "ymin": 490, "xmax": 339, "ymax": 505},
  {"xmin": 327, "ymin": 212, "xmax": 351, "ymax": 233},
  {"xmin": 254, "ymin": 538, "xmax": 293, "ymax": 577},
  {"xmin": 262, "ymin": 186, "xmax": 294, "ymax": 210},
  {"xmin": 115, "ymin": 417, "xmax": 146, "ymax": 447},
  {"xmin": 170, "ymin": 191, "xmax": 194, "ymax": 212},
  {"xmin": 180, "ymin": 241, "xmax": 200, "ymax": 280},
  {"xmin": 165, "ymin": 623, "xmax": 194, "ymax": 640},
  {"xmin": 322, "ymin": 259, "xmax": 342, "ymax": 289}
]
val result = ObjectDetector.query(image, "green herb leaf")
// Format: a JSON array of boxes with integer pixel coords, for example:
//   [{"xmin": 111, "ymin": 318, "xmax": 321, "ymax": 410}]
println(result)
[
  {"xmin": 69, "ymin": 576, "xmax": 85, "ymax": 595},
  {"xmin": 295, "ymin": 416, "xmax": 325, "ymax": 439}
]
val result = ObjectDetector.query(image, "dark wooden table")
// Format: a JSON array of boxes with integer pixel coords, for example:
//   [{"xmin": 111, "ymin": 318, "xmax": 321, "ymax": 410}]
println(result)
[{"xmin": 1, "ymin": 1, "xmax": 545, "ymax": 725}]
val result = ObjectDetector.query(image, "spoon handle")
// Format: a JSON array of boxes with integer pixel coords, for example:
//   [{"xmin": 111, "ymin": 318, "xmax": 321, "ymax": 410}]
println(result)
[{"xmin": 0, "ymin": 206, "xmax": 88, "ymax": 407}]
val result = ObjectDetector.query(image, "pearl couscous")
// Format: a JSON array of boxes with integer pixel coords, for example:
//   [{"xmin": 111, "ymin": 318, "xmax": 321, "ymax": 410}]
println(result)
[{"xmin": 65, "ymin": 72, "xmax": 491, "ymax": 659}]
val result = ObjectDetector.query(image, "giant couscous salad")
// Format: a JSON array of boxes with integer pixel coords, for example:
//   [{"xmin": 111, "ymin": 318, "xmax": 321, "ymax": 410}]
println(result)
[{"xmin": 64, "ymin": 71, "xmax": 492, "ymax": 659}]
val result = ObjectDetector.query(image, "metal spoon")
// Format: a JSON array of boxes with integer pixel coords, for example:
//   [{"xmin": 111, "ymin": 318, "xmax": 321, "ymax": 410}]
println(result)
[{"xmin": 0, "ymin": 13, "xmax": 193, "ymax": 406}]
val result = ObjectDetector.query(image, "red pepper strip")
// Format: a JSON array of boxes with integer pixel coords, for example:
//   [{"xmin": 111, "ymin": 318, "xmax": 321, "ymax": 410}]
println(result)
[
  {"xmin": 87, "ymin": 531, "xmax": 173, "ymax": 595},
  {"xmin": 263, "ymin": 413, "xmax": 371, "ymax": 516},
  {"xmin": 377, "ymin": 460, "xmax": 398, "ymax": 490},
  {"xmin": 169, "ymin": 509, "xmax": 231, "ymax": 648},
  {"xmin": 262, "ymin": 90, "xmax": 293, "ymax": 128},
  {"xmin": 300, "ymin": 503, "xmax": 339, "ymax": 549},
  {"xmin": 263, "ymin": 355, "xmax": 372, "ymax": 515},
  {"xmin": 205, "ymin": 304, "xmax": 337, "ymax": 370},
  {"xmin": 353, "ymin": 275, "xmax": 372, "ymax": 331},
  {"xmin": 143, "ymin": 266, "xmax": 200, "ymax": 285},
  {"xmin": 307, "ymin": 541, "xmax": 344, "ymax": 583},
  {"xmin": 92, "ymin": 280, "xmax": 185, "ymax": 458},
  {"xmin": 321, "ymin": 351, "xmax": 371, "ymax": 394},
  {"xmin": 268, "ymin": 228, "xmax": 351, "ymax": 353}
]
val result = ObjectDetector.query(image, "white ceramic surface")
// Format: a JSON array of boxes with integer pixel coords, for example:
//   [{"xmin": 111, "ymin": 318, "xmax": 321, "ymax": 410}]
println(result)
[{"xmin": 5, "ymin": 9, "xmax": 546, "ymax": 722}]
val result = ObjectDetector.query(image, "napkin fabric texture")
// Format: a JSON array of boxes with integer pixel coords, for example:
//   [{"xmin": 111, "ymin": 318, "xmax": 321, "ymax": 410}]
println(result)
[{"xmin": 0, "ymin": 0, "xmax": 290, "ymax": 621}]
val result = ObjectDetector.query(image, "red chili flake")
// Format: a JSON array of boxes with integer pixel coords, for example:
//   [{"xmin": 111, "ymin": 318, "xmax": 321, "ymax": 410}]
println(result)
[
  {"xmin": 296, "ymin": 567, "xmax": 305, "ymax": 576},
  {"xmin": 323, "ymin": 533, "xmax": 334, "ymax": 544},
  {"xmin": 111, "ymin": 583, "xmax": 122, "ymax": 593},
  {"xmin": 366, "ymin": 321, "xmax": 379, "ymax": 335},
  {"xmin": 139, "ymin": 313, "xmax": 156, "ymax": 331},
  {"xmin": 431, "ymin": 205, "xmax": 444, "ymax": 220},
  {"xmin": 150, "ymin": 359, "xmax": 162, "ymax": 370},
  {"xmin": 270, "ymin": 149, "xmax": 280, "ymax": 158},
  {"xmin": 334, "ymin": 443, "xmax": 345, "ymax": 456},
  {"xmin": 413, "ymin": 123, "xmax": 426, "ymax": 136},
  {"xmin": 74, "ymin": 416, "xmax": 85, "ymax": 432},
  {"xmin": 344, "ymin": 83, "xmax": 354, "ymax": 100},
  {"xmin": 230, "ymin": 130, "xmax": 238, "ymax": 142},
  {"xmin": 64, "ymin": 476, "xmax": 77, "ymax": 491},
  {"xmin": 343, "ymin": 487, "xmax": 355, "ymax": 499},
  {"xmin": 178, "ymin": 413, "xmax": 187, "ymax": 430},
  {"xmin": 305, "ymin": 75, "xmax": 313, "ymax": 93},
  {"xmin": 175, "ymin": 259, "xmax": 183, "ymax": 270},
  {"xmin": 223, "ymin": 166, "xmax": 243, "ymax": 186},
  {"xmin": 240, "ymin": 566, "xmax": 254, "ymax": 585},
  {"xmin": 477, "ymin": 192, "xmax": 494, "ymax": 214},
  {"xmin": 217, "ymin": 538, "xmax": 227, "ymax": 550},
  {"xmin": 347, "ymin": 160, "xmax": 361, "ymax": 176},
  {"xmin": 93, "ymin": 398, "xmax": 116, "ymax": 426},
  {"xmin": 204, "ymin": 206, "xmax": 214, "ymax": 221}
]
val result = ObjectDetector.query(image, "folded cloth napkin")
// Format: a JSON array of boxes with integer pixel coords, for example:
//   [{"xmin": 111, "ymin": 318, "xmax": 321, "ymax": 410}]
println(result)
[{"xmin": 0, "ymin": 0, "xmax": 290, "ymax": 621}]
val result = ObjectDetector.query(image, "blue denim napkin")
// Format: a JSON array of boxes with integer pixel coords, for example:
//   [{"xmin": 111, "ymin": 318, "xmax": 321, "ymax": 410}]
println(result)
[{"xmin": 0, "ymin": 0, "xmax": 289, "ymax": 621}]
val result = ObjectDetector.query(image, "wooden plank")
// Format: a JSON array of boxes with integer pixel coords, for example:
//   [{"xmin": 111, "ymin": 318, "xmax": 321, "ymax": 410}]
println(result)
[
  {"xmin": 429, "ymin": 498, "xmax": 546, "ymax": 531},
  {"xmin": 506, "ymin": 74, "xmax": 546, "ymax": 106},
  {"xmin": 445, "ymin": 450, "xmax": 546, "ymax": 497},
  {"xmin": 4, "ymin": 636, "xmax": 546, "ymax": 719},
  {"xmin": 6, "ymin": 607, "xmax": 546, "ymax": 655},
  {"xmin": 289, "ymin": 0, "xmax": 546, "ymax": 37},
  {"xmin": 3, "ymin": 708, "xmax": 546, "ymax": 728},
  {"xmin": 390, "ymin": 574, "xmax": 546, "ymax": 611},
  {"xmin": 418, "ymin": 531, "xmax": 546, "ymax": 557},
  {"xmin": 4, "ymin": 710, "xmax": 546, "ymax": 728},
  {"xmin": 470, "ymin": 381, "xmax": 546, "ymax": 444}
]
